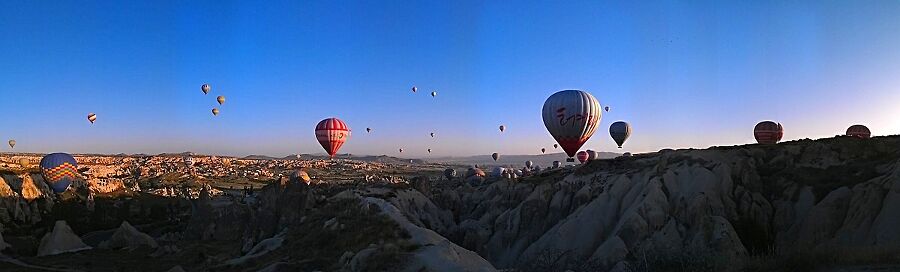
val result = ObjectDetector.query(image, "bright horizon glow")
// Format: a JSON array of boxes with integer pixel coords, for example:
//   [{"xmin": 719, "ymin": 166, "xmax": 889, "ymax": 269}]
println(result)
[{"xmin": 1, "ymin": 1, "xmax": 899, "ymax": 157}]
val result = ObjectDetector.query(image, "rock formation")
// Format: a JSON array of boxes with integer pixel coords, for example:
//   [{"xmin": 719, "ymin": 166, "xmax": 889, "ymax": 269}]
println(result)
[
  {"xmin": 99, "ymin": 221, "xmax": 159, "ymax": 249},
  {"xmin": 37, "ymin": 220, "xmax": 91, "ymax": 256}
]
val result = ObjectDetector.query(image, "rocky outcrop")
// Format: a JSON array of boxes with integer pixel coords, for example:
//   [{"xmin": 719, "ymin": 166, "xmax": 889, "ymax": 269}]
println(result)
[
  {"xmin": 376, "ymin": 136, "xmax": 900, "ymax": 270},
  {"xmin": 99, "ymin": 221, "xmax": 159, "ymax": 249},
  {"xmin": 37, "ymin": 220, "xmax": 91, "ymax": 256}
]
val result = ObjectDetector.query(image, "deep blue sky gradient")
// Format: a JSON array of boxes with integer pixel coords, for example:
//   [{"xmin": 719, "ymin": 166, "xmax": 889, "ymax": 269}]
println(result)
[{"xmin": 2, "ymin": 1, "xmax": 900, "ymax": 157}]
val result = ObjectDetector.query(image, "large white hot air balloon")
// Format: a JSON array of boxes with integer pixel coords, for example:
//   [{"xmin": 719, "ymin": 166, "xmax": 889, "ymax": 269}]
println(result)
[{"xmin": 542, "ymin": 90, "xmax": 602, "ymax": 160}]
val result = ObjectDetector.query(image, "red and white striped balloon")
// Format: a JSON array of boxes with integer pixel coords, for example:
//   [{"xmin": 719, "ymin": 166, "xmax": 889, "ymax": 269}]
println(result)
[
  {"xmin": 576, "ymin": 151, "xmax": 589, "ymax": 163},
  {"xmin": 316, "ymin": 118, "xmax": 350, "ymax": 158},
  {"xmin": 754, "ymin": 121, "xmax": 783, "ymax": 144}
]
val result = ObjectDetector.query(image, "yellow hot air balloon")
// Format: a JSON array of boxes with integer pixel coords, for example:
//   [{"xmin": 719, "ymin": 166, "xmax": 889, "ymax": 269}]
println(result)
[
  {"xmin": 18, "ymin": 158, "xmax": 29, "ymax": 168},
  {"xmin": 212, "ymin": 108, "xmax": 220, "ymax": 116},
  {"xmin": 217, "ymin": 95, "xmax": 225, "ymax": 105}
]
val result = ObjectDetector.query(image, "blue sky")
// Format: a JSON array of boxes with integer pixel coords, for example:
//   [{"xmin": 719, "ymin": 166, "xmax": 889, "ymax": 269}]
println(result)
[{"xmin": 1, "ymin": 1, "xmax": 900, "ymax": 157}]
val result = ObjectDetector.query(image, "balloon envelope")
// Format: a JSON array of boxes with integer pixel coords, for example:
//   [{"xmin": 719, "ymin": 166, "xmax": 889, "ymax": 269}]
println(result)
[
  {"xmin": 576, "ymin": 151, "xmax": 589, "ymax": 163},
  {"xmin": 491, "ymin": 152, "xmax": 499, "ymax": 161},
  {"xmin": 444, "ymin": 168, "xmax": 457, "ymax": 180},
  {"xmin": 366, "ymin": 128, "xmax": 372, "ymax": 133},
  {"xmin": 552, "ymin": 161, "xmax": 561, "ymax": 168},
  {"xmin": 609, "ymin": 121, "xmax": 632, "ymax": 148},
  {"xmin": 212, "ymin": 108, "xmax": 219, "ymax": 116},
  {"xmin": 846, "ymin": 125, "xmax": 871, "ymax": 139},
  {"xmin": 754, "ymin": 121, "xmax": 783, "ymax": 144},
  {"xmin": 412, "ymin": 86, "xmax": 417, "ymax": 93},
  {"xmin": 217, "ymin": 96, "xmax": 225, "ymax": 105},
  {"xmin": 586, "ymin": 150, "xmax": 598, "ymax": 160},
  {"xmin": 87, "ymin": 113, "xmax": 97, "ymax": 124},
  {"xmin": 315, "ymin": 118, "xmax": 351, "ymax": 158},
  {"xmin": 8, "ymin": 140, "xmax": 15, "ymax": 148},
  {"xmin": 431, "ymin": 91, "xmax": 437, "ymax": 97},
  {"xmin": 290, "ymin": 169, "xmax": 312, "ymax": 185},
  {"xmin": 525, "ymin": 161, "xmax": 533, "ymax": 168},
  {"xmin": 201, "ymin": 84, "xmax": 210, "ymax": 94},
  {"xmin": 541, "ymin": 148, "xmax": 546, "ymax": 154},
  {"xmin": 499, "ymin": 125, "xmax": 505, "ymax": 132},
  {"xmin": 40, "ymin": 153, "xmax": 78, "ymax": 193},
  {"xmin": 542, "ymin": 90, "xmax": 602, "ymax": 157}
]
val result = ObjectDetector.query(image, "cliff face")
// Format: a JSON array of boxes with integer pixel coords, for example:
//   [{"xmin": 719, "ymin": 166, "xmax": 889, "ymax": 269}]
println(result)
[{"xmin": 381, "ymin": 136, "xmax": 900, "ymax": 271}]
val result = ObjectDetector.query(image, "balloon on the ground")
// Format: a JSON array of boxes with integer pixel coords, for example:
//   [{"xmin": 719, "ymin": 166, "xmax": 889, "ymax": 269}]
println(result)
[
  {"xmin": 444, "ymin": 168, "xmax": 457, "ymax": 180},
  {"xmin": 491, "ymin": 167, "xmax": 505, "ymax": 177},
  {"xmin": 552, "ymin": 161, "xmax": 561, "ymax": 168},
  {"xmin": 576, "ymin": 151, "xmax": 589, "ymax": 163},
  {"xmin": 542, "ymin": 90, "xmax": 602, "ymax": 157},
  {"xmin": 623, "ymin": 152, "xmax": 633, "ymax": 157},
  {"xmin": 217, "ymin": 96, "xmax": 225, "ymax": 105},
  {"xmin": 609, "ymin": 121, "xmax": 632, "ymax": 148},
  {"xmin": 40, "ymin": 153, "xmax": 78, "ymax": 193},
  {"xmin": 201, "ymin": 83, "xmax": 210, "ymax": 94},
  {"xmin": 289, "ymin": 169, "xmax": 312, "ymax": 185},
  {"xmin": 525, "ymin": 161, "xmax": 533, "ymax": 168},
  {"xmin": 846, "ymin": 125, "xmax": 871, "ymax": 139},
  {"xmin": 87, "ymin": 113, "xmax": 97, "ymax": 124},
  {"xmin": 315, "ymin": 118, "xmax": 351, "ymax": 158},
  {"xmin": 754, "ymin": 121, "xmax": 784, "ymax": 144}
]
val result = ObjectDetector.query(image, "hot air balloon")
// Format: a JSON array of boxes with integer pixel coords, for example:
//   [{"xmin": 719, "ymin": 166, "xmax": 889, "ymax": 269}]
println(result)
[
  {"xmin": 541, "ymin": 148, "xmax": 546, "ymax": 154},
  {"xmin": 412, "ymin": 86, "xmax": 417, "ymax": 93},
  {"xmin": 623, "ymin": 152, "xmax": 633, "ymax": 157},
  {"xmin": 444, "ymin": 168, "xmax": 457, "ymax": 180},
  {"xmin": 289, "ymin": 169, "xmax": 312, "ymax": 185},
  {"xmin": 316, "ymin": 118, "xmax": 351, "ymax": 158},
  {"xmin": 491, "ymin": 167, "xmax": 505, "ymax": 177},
  {"xmin": 754, "ymin": 121, "xmax": 784, "ymax": 144},
  {"xmin": 184, "ymin": 155, "xmax": 194, "ymax": 167},
  {"xmin": 542, "ymin": 90, "xmax": 602, "ymax": 159},
  {"xmin": 87, "ymin": 113, "xmax": 97, "ymax": 124},
  {"xmin": 427, "ymin": 148, "xmax": 432, "ymax": 153},
  {"xmin": 466, "ymin": 168, "xmax": 485, "ymax": 178},
  {"xmin": 846, "ymin": 125, "xmax": 871, "ymax": 139},
  {"xmin": 586, "ymin": 150, "xmax": 598, "ymax": 160},
  {"xmin": 552, "ymin": 161, "xmax": 561, "ymax": 168},
  {"xmin": 491, "ymin": 152, "xmax": 499, "ymax": 161},
  {"xmin": 499, "ymin": 125, "xmax": 506, "ymax": 132},
  {"xmin": 40, "ymin": 153, "xmax": 78, "ymax": 193},
  {"xmin": 430, "ymin": 132, "xmax": 435, "ymax": 138},
  {"xmin": 18, "ymin": 158, "xmax": 29, "ymax": 168},
  {"xmin": 399, "ymin": 148, "xmax": 403, "ymax": 153},
  {"xmin": 576, "ymin": 151, "xmax": 589, "ymax": 163},
  {"xmin": 609, "ymin": 121, "xmax": 632, "ymax": 148},
  {"xmin": 431, "ymin": 91, "xmax": 437, "ymax": 97},
  {"xmin": 217, "ymin": 96, "xmax": 225, "ymax": 105},
  {"xmin": 525, "ymin": 161, "xmax": 533, "ymax": 169},
  {"xmin": 553, "ymin": 144, "xmax": 559, "ymax": 149},
  {"xmin": 604, "ymin": 106, "xmax": 610, "ymax": 112},
  {"xmin": 212, "ymin": 108, "xmax": 220, "ymax": 116},
  {"xmin": 8, "ymin": 140, "xmax": 15, "ymax": 149},
  {"xmin": 201, "ymin": 84, "xmax": 211, "ymax": 94},
  {"xmin": 366, "ymin": 128, "xmax": 372, "ymax": 133}
]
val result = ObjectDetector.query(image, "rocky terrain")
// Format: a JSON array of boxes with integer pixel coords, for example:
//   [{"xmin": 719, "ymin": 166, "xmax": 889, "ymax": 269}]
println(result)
[{"xmin": 0, "ymin": 135, "xmax": 898, "ymax": 271}]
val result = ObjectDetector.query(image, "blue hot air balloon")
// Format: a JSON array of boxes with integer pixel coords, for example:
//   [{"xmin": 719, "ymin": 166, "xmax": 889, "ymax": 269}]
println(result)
[{"xmin": 40, "ymin": 153, "xmax": 78, "ymax": 193}]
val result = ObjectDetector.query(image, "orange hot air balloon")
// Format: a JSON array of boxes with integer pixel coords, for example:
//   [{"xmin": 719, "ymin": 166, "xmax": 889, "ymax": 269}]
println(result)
[
  {"xmin": 217, "ymin": 95, "xmax": 225, "ymax": 105},
  {"xmin": 315, "ymin": 118, "xmax": 350, "ymax": 158},
  {"xmin": 754, "ymin": 121, "xmax": 783, "ymax": 144},
  {"xmin": 846, "ymin": 125, "xmax": 871, "ymax": 139},
  {"xmin": 212, "ymin": 108, "xmax": 220, "ymax": 116},
  {"xmin": 542, "ymin": 90, "xmax": 603, "ymax": 158},
  {"xmin": 576, "ymin": 151, "xmax": 589, "ymax": 163}
]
